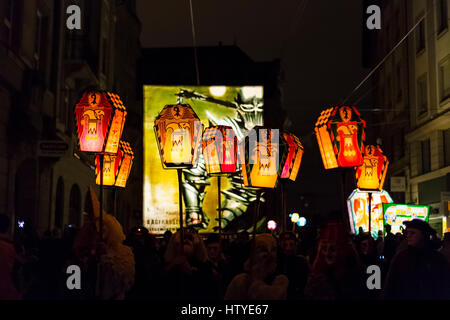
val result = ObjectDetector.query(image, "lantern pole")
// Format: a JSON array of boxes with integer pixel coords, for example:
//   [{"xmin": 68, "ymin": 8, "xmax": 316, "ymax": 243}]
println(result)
[
  {"xmin": 218, "ymin": 176, "xmax": 222, "ymax": 237},
  {"xmin": 281, "ymin": 181, "xmax": 286, "ymax": 232},
  {"xmin": 368, "ymin": 192, "xmax": 372, "ymax": 236},
  {"xmin": 253, "ymin": 190, "xmax": 262, "ymax": 242},
  {"xmin": 177, "ymin": 169, "xmax": 184, "ymax": 246},
  {"xmin": 99, "ymin": 153, "xmax": 104, "ymax": 241}
]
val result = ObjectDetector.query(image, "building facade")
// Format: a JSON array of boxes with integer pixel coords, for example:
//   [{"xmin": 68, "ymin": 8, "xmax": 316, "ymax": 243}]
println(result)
[{"xmin": 0, "ymin": 0, "xmax": 142, "ymax": 236}]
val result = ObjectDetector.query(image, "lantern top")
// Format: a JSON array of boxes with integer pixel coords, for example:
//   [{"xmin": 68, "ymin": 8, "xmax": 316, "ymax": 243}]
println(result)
[
  {"xmin": 119, "ymin": 141, "xmax": 134, "ymax": 157},
  {"xmin": 154, "ymin": 103, "xmax": 200, "ymax": 123},
  {"xmin": 315, "ymin": 106, "xmax": 365, "ymax": 128}
]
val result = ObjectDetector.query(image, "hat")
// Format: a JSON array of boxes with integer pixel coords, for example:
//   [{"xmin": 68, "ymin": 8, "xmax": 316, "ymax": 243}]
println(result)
[{"xmin": 403, "ymin": 219, "xmax": 435, "ymax": 236}]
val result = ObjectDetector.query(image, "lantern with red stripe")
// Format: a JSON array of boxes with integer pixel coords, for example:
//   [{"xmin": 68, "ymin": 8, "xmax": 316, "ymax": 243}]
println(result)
[
  {"xmin": 280, "ymin": 132, "xmax": 304, "ymax": 181},
  {"xmin": 154, "ymin": 104, "xmax": 203, "ymax": 168},
  {"xmin": 95, "ymin": 141, "xmax": 134, "ymax": 187},
  {"xmin": 355, "ymin": 144, "xmax": 389, "ymax": 191},
  {"xmin": 315, "ymin": 106, "xmax": 365, "ymax": 169},
  {"xmin": 75, "ymin": 91, "xmax": 127, "ymax": 154},
  {"xmin": 202, "ymin": 126, "xmax": 238, "ymax": 174}
]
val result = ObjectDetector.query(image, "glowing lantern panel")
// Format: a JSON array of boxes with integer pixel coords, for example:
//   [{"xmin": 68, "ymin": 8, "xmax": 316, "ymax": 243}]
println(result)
[
  {"xmin": 267, "ymin": 220, "xmax": 277, "ymax": 231},
  {"xmin": 356, "ymin": 145, "xmax": 389, "ymax": 191},
  {"xmin": 202, "ymin": 126, "xmax": 238, "ymax": 174},
  {"xmin": 154, "ymin": 104, "xmax": 203, "ymax": 168},
  {"xmin": 95, "ymin": 141, "xmax": 134, "ymax": 187},
  {"xmin": 240, "ymin": 127, "xmax": 286, "ymax": 188},
  {"xmin": 290, "ymin": 213, "xmax": 300, "ymax": 223},
  {"xmin": 75, "ymin": 91, "xmax": 126, "ymax": 153},
  {"xmin": 315, "ymin": 106, "xmax": 365, "ymax": 169},
  {"xmin": 280, "ymin": 132, "xmax": 304, "ymax": 181}
]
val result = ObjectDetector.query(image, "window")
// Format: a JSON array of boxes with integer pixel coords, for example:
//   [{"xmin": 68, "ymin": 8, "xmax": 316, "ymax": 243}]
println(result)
[
  {"xmin": 421, "ymin": 139, "xmax": 431, "ymax": 174},
  {"xmin": 439, "ymin": 56, "xmax": 450, "ymax": 102},
  {"xmin": 417, "ymin": 75, "xmax": 428, "ymax": 116},
  {"xmin": 445, "ymin": 129, "xmax": 450, "ymax": 167},
  {"xmin": 437, "ymin": 0, "xmax": 448, "ymax": 33},
  {"xmin": 416, "ymin": 19, "xmax": 425, "ymax": 54},
  {"xmin": 396, "ymin": 63, "xmax": 402, "ymax": 102}
]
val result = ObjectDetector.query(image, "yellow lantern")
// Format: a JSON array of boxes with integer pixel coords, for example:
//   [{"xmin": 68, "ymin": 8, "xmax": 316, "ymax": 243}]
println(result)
[
  {"xmin": 315, "ymin": 106, "xmax": 366, "ymax": 169},
  {"xmin": 154, "ymin": 104, "xmax": 203, "ymax": 168},
  {"xmin": 280, "ymin": 132, "xmax": 304, "ymax": 181},
  {"xmin": 75, "ymin": 91, "xmax": 127, "ymax": 154},
  {"xmin": 95, "ymin": 141, "xmax": 134, "ymax": 187},
  {"xmin": 240, "ymin": 126, "xmax": 286, "ymax": 188},
  {"xmin": 356, "ymin": 145, "xmax": 389, "ymax": 191}
]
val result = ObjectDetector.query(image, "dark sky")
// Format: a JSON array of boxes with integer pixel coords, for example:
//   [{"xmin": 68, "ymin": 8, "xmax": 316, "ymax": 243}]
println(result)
[{"xmin": 137, "ymin": 0, "xmax": 371, "ymax": 220}]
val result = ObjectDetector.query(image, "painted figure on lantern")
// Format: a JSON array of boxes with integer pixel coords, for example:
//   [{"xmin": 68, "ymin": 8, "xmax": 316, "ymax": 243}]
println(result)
[
  {"xmin": 356, "ymin": 145, "xmax": 389, "ymax": 190},
  {"xmin": 333, "ymin": 107, "xmax": 363, "ymax": 167}
]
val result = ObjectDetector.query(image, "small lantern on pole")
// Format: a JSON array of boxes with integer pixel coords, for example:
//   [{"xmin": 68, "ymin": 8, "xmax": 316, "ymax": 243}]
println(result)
[
  {"xmin": 202, "ymin": 125, "xmax": 238, "ymax": 235},
  {"xmin": 154, "ymin": 104, "xmax": 203, "ymax": 241},
  {"xmin": 95, "ymin": 141, "xmax": 134, "ymax": 188}
]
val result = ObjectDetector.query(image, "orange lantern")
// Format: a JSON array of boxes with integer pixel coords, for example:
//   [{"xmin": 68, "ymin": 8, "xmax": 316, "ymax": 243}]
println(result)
[
  {"xmin": 202, "ymin": 126, "xmax": 238, "ymax": 174},
  {"xmin": 154, "ymin": 104, "xmax": 203, "ymax": 168},
  {"xmin": 95, "ymin": 141, "xmax": 134, "ymax": 187},
  {"xmin": 280, "ymin": 132, "xmax": 304, "ymax": 181},
  {"xmin": 240, "ymin": 126, "xmax": 286, "ymax": 188},
  {"xmin": 75, "ymin": 91, "xmax": 127, "ymax": 153},
  {"xmin": 356, "ymin": 144, "xmax": 389, "ymax": 191},
  {"xmin": 315, "ymin": 106, "xmax": 365, "ymax": 169}
]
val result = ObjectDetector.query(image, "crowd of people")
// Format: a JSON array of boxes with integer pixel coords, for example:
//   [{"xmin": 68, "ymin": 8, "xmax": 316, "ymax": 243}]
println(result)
[{"xmin": 1, "ymin": 211, "xmax": 450, "ymax": 300}]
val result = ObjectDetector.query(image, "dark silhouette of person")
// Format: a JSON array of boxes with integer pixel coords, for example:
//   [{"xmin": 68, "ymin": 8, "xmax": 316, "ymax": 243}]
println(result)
[{"xmin": 382, "ymin": 219, "xmax": 450, "ymax": 300}]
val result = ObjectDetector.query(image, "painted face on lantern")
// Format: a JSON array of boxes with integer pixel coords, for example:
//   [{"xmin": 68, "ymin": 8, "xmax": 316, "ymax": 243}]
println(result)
[
  {"xmin": 251, "ymin": 142, "xmax": 278, "ymax": 176},
  {"xmin": 82, "ymin": 109, "xmax": 105, "ymax": 138},
  {"xmin": 164, "ymin": 122, "xmax": 192, "ymax": 164}
]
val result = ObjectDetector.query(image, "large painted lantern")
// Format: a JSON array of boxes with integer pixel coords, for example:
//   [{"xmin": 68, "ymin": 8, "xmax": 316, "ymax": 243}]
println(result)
[
  {"xmin": 202, "ymin": 125, "xmax": 238, "ymax": 174},
  {"xmin": 347, "ymin": 189, "xmax": 393, "ymax": 238},
  {"xmin": 240, "ymin": 126, "xmax": 286, "ymax": 188},
  {"xmin": 154, "ymin": 104, "xmax": 203, "ymax": 168},
  {"xmin": 75, "ymin": 91, "xmax": 127, "ymax": 153},
  {"xmin": 280, "ymin": 132, "xmax": 304, "ymax": 181},
  {"xmin": 315, "ymin": 106, "xmax": 365, "ymax": 169},
  {"xmin": 356, "ymin": 145, "xmax": 389, "ymax": 191},
  {"xmin": 95, "ymin": 141, "xmax": 134, "ymax": 187}
]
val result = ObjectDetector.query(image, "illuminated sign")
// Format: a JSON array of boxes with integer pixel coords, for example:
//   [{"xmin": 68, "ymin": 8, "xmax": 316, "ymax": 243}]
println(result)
[{"xmin": 382, "ymin": 203, "xmax": 430, "ymax": 235}]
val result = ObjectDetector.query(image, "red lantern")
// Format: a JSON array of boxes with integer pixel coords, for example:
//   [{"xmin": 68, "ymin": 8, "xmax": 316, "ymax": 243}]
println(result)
[
  {"xmin": 75, "ymin": 91, "xmax": 127, "ymax": 154},
  {"xmin": 154, "ymin": 104, "xmax": 203, "ymax": 168},
  {"xmin": 280, "ymin": 132, "xmax": 304, "ymax": 181},
  {"xmin": 202, "ymin": 126, "xmax": 238, "ymax": 174},
  {"xmin": 356, "ymin": 145, "xmax": 389, "ymax": 191},
  {"xmin": 315, "ymin": 106, "xmax": 365, "ymax": 169},
  {"xmin": 95, "ymin": 141, "xmax": 134, "ymax": 187}
]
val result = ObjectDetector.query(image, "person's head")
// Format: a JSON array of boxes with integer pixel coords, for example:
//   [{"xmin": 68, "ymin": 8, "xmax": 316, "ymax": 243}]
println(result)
[
  {"xmin": 357, "ymin": 233, "xmax": 374, "ymax": 256},
  {"xmin": 385, "ymin": 224, "xmax": 392, "ymax": 234},
  {"xmin": 404, "ymin": 219, "xmax": 434, "ymax": 248},
  {"xmin": 164, "ymin": 230, "xmax": 207, "ymax": 263},
  {"xmin": 378, "ymin": 230, "xmax": 383, "ymax": 238},
  {"xmin": 279, "ymin": 232, "xmax": 297, "ymax": 256},
  {"xmin": 205, "ymin": 234, "xmax": 222, "ymax": 262},
  {"xmin": 443, "ymin": 232, "xmax": 450, "ymax": 245},
  {"xmin": 237, "ymin": 231, "xmax": 249, "ymax": 243},
  {"xmin": 163, "ymin": 230, "xmax": 172, "ymax": 242},
  {"xmin": 0, "ymin": 214, "xmax": 10, "ymax": 234},
  {"xmin": 244, "ymin": 233, "xmax": 278, "ymax": 279},
  {"xmin": 358, "ymin": 227, "xmax": 364, "ymax": 234}
]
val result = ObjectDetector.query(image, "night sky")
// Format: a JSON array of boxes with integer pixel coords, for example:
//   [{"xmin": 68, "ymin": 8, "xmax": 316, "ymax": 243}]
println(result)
[{"xmin": 137, "ymin": 0, "xmax": 372, "ymax": 221}]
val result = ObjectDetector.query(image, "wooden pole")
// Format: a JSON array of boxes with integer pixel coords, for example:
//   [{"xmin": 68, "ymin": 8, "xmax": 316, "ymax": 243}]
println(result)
[
  {"xmin": 218, "ymin": 176, "xmax": 222, "ymax": 236},
  {"xmin": 177, "ymin": 169, "xmax": 184, "ymax": 245},
  {"xmin": 99, "ymin": 154, "xmax": 104, "ymax": 240},
  {"xmin": 368, "ymin": 192, "xmax": 372, "ymax": 236}
]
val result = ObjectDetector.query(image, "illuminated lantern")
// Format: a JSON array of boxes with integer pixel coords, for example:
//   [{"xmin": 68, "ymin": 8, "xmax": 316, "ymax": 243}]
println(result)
[
  {"xmin": 297, "ymin": 217, "xmax": 306, "ymax": 227},
  {"xmin": 154, "ymin": 104, "xmax": 203, "ymax": 168},
  {"xmin": 75, "ymin": 91, "xmax": 127, "ymax": 153},
  {"xmin": 315, "ymin": 106, "xmax": 366, "ymax": 169},
  {"xmin": 239, "ymin": 126, "xmax": 286, "ymax": 188},
  {"xmin": 267, "ymin": 220, "xmax": 277, "ymax": 231},
  {"xmin": 356, "ymin": 145, "xmax": 389, "ymax": 191},
  {"xmin": 280, "ymin": 132, "xmax": 304, "ymax": 181},
  {"xmin": 290, "ymin": 213, "xmax": 300, "ymax": 223},
  {"xmin": 202, "ymin": 126, "xmax": 238, "ymax": 174},
  {"xmin": 95, "ymin": 141, "xmax": 134, "ymax": 187},
  {"xmin": 347, "ymin": 189, "xmax": 393, "ymax": 238}
]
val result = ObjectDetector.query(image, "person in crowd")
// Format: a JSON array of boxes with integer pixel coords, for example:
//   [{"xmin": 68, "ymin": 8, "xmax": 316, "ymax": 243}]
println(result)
[
  {"xmin": 276, "ymin": 232, "xmax": 309, "ymax": 300},
  {"xmin": 382, "ymin": 219, "xmax": 450, "ymax": 300},
  {"xmin": 124, "ymin": 226, "xmax": 162, "ymax": 299},
  {"xmin": 375, "ymin": 230, "xmax": 384, "ymax": 257},
  {"xmin": 439, "ymin": 232, "xmax": 450, "ymax": 264},
  {"xmin": 225, "ymin": 233, "xmax": 289, "ymax": 300},
  {"xmin": 304, "ymin": 221, "xmax": 367, "ymax": 300},
  {"xmin": 158, "ymin": 230, "xmax": 172, "ymax": 260},
  {"xmin": 204, "ymin": 233, "xmax": 227, "ymax": 299},
  {"xmin": 383, "ymin": 224, "xmax": 396, "ymax": 268},
  {"xmin": 356, "ymin": 232, "xmax": 381, "ymax": 268},
  {"xmin": 223, "ymin": 230, "xmax": 251, "ymax": 288},
  {"xmin": 0, "ymin": 214, "xmax": 21, "ymax": 300},
  {"xmin": 162, "ymin": 229, "xmax": 218, "ymax": 300}
]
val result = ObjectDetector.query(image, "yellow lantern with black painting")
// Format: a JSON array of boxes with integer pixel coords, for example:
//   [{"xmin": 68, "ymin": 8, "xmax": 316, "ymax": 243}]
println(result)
[
  {"xmin": 240, "ymin": 126, "xmax": 286, "ymax": 189},
  {"xmin": 95, "ymin": 141, "xmax": 134, "ymax": 187},
  {"xmin": 356, "ymin": 144, "xmax": 389, "ymax": 191},
  {"xmin": 75, "ymin": 91, "xmax": 127, "ymax": 154},
  {"xmin": 154, "ymin": 104, "xmax": 203, "ymax": 169}
]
